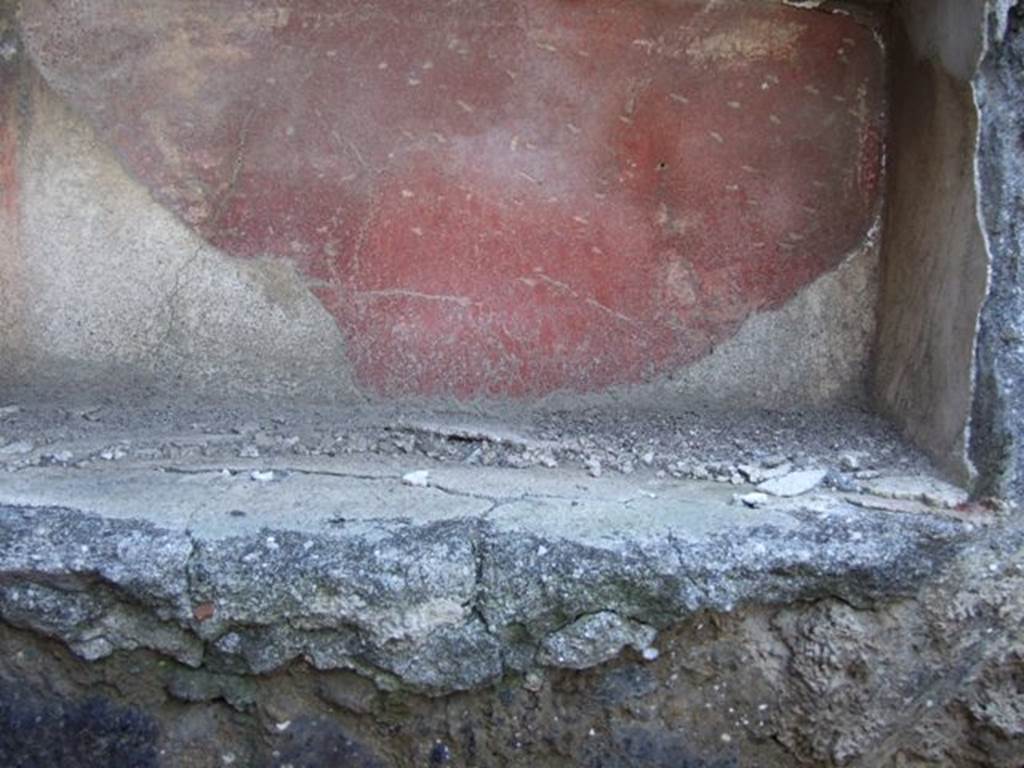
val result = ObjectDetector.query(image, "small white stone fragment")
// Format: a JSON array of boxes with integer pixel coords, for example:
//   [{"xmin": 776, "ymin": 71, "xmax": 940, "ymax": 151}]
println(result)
[
  {"xmin": 839, "ymin": 452, "xmax": 864, "ymax": 471},
  {"xmin": 250, "ymin": 470, "xmax": 276, "ymax": 482},
  {"xmin": 737, "ymin": 492, "xmax": 770, "ymax": 508},
  {"xmin": 759, "ymin": 462, "xmax": 793, "ymax": 481},
  {"xmin": 537, "ymin": 451, "xmax": 559, "ymax": 468},
  {"xmin": 539, "ymin": 612, "xmax": 655, "ymax": 669},
  {"xmin": 860, "ymin": 475, "xmax": 968, "ymax": 509},
  {"xmin": 523, "ymin": 671, "xmax": 544, "ymax": 692},
  {"xmin": 757, "ymin": 468, "xmax": 827, "ymax": 497},
  {"xmin": 402, "ymin": 470, "xmax": 431, "ymax": 487},
  {"xmin": 641, "ymin": 646, "xmax": 660, "ymax": 662},
  {"xmin": 0, "ymin": 405, "xmax": 20, "ymax": 419},
  {"xmin": 274, "ymin": 720, "xmax": 291, "ymax": 732},
  {"xmin": 737, "ymin": 464, "xmax": 764, "ymax": 483},
  {"xmin": 584, "ymin": 457, "xmax": 603, "ymax": 478},
  {"xmin": 0, "ymin": 440, "xmax": 34, "ymax": 456}
]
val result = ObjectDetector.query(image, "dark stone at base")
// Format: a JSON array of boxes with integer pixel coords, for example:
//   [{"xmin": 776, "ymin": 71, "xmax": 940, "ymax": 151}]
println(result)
[
  {"xmin": 0, "ymin": 683, "xmax": 159, "ymax": 768},
  {"xmin": 592, "ymin": 726, "xmax": 737, "ymax": 768},
  {"xmin": 273, "ymin": 716, "xmax": 384, "ymax": 768}
]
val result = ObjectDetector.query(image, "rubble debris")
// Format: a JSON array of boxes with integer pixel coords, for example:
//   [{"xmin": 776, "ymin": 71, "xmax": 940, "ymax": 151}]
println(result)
[
  {"xmin": 859, "ymin": 475, "xmax": 968, "ymax": 510},
  {"xmin": 757, "ymin": 469, "xmax": 827, "ymax": 497},
  {"xmin": 402, "ymin": 470, "xmax": 431, "ymax": 487},
  {"xmin": 736, "ymin": 492, "xmax": 770, "ymax": 508}
]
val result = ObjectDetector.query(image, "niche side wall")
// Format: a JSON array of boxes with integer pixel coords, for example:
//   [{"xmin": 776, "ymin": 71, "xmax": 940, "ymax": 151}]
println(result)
[{"xmin": 874, "ymin": 0, "xmax": 990, "ymax": 485}]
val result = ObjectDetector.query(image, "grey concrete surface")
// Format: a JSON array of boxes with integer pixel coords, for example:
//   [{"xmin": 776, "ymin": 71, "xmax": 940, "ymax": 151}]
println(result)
[{"xmin": 0, "ymin": 452, "xmax": 984, "ymax": 694}]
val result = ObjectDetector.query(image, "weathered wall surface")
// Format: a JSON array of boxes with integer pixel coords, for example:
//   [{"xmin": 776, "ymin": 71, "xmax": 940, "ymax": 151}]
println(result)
[
  {"xmin": 873, "ymin": 0, "xmax": 991, "ymax": 485},
  {"xmin": 9, "ymin": 79, "xmax": 357, "ymax": 401},
  {"xmin": 1, "ymin": 0, "xmax": 886, "ymax": 404},
  {"xmin": 642, "ymin": 232, "xmax": 879, "ymax": 410}
]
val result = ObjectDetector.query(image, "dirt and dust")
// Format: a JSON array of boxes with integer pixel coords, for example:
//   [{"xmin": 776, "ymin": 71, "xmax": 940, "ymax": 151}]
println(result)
[{"xmin": 0, "ymin": 394, "xmax": 938, "ymax": 490}]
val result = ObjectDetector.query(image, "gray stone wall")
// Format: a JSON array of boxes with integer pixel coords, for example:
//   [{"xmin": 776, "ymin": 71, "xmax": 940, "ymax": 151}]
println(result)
[{"xmin": 971, "ymin": 2, "xmax": 1024, "ymax": 500}]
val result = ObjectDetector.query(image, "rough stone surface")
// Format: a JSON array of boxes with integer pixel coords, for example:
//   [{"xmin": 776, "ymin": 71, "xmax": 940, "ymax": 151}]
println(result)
[
  {"xmin": 0, "ymin": 396, "xmax": 997, "ymax": 763},
  {"xmin": 756, "ymin": 468, "xmax": 827, "ymax": 497},
  {"xmin": 971, "ymin": 1, "xmax": 1024, "ymax": 500},
  {"xmin": 0, "ymin": 398, "xmax": 1017, "ymax": 768},
  {"xmin": 0, "ymin": 504, "xmax": 1020, "ymax": 767},
  {"xmin": 0, "ymin": 445, "xmax": 991, "ymax": 697},
  {"xmin": 537, "ymin": 612, "xmax": 657, "ymax": 670},
  {"xmin": 0, "ymin": 685, "xmax": 162, "ymax": 768}
]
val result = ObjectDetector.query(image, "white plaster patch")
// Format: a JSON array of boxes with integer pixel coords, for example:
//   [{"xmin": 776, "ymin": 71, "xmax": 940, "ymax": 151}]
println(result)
[{"xmin": 11, "ymin": 84, "xmax": 358, "ymax": 400}]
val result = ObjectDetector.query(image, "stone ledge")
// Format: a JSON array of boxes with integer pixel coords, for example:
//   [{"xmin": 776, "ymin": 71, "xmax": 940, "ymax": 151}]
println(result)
[{"xmin": 0, "ymin": 461, "xmax": 985, "ymax": 695}]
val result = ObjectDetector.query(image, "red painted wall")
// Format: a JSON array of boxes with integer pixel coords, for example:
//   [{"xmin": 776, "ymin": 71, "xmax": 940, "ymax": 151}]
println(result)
[{"xmin": 22, "ymin": 0, "xmax": 885, "ymax": 398}]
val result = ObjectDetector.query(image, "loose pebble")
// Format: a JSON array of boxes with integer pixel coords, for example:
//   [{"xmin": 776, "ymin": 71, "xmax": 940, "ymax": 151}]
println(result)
[
  {"xmin": 0, "ymin": 440, "xmax": 34, "ymax": 456},
  {"xmin": 736, "ymin": 492, "xmax": 770, "ymax": 508},
  {"xmin": 839, "ymin": 452, "xmax": 864, "ymax": 471},
  {"xmin": 757, "ymin": 469, "xmax": 827, "ymax": 497},
  {"xmin": 402, "ymin": 469, "xmax": 431, "ymax": 487}
]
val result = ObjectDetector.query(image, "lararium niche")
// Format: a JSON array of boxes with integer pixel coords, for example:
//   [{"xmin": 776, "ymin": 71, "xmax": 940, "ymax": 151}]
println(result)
[
  {"xmin": 2, "ymin": 0, "xmax": 993, "ymax": 485},
  {"xmin": 0, "ymin": 0, "xmax": 1012, "ymax": 760}
]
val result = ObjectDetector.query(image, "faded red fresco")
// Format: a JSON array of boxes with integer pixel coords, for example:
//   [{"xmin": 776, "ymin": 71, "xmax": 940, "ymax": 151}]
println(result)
[{"xmin": 21, "ymin": 0, "xmax": 885, "ymax": 398}]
